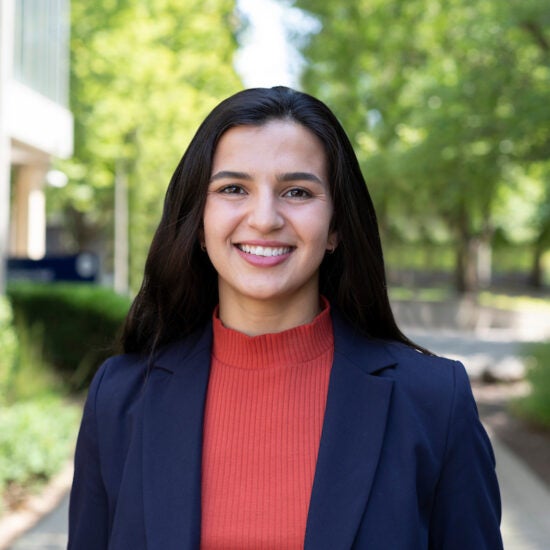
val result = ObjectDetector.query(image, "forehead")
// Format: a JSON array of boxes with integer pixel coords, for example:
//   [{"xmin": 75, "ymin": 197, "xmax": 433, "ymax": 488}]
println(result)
[{"xmin": 212, "ymin": 120, "xmax": 327, "ymax": 172}]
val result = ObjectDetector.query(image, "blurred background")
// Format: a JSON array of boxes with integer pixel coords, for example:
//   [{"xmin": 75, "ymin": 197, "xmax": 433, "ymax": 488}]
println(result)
[{"xmin": 0, "ymin": 0, "xmax": 549, "ymax": 548}]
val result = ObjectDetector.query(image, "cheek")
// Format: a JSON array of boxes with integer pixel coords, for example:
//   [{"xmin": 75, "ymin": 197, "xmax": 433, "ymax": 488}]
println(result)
[
  {"xmin": 202, "ymin": 199, "xmax": 222, "ymax": 239},
  {"xmin": 202, "ymin": 207, "xmax": 213, "ymax": 240},
  {"xmin": 313, "ymin": 209, "xmax": 335, "ymax": 243},
  {"xmin": 202, "ymin": 200, "xmax": 239, "ymax": 244},
  {"xmin": 303, "ymin": 220, "xmax": 334, "ymax": 261}
]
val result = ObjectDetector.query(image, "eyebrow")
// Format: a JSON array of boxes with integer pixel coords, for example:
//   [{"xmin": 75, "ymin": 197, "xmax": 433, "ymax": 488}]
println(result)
[
  {"xmin": 209, "ymin": 170, "xmax": 324, "ymax": 185},
  {"xmin": 277, "ymin": 172, "xmax": 324, "ymax": 185},
  {"xmin": 209, "ymin": 170, "xmax": 252, "ymax": 182}
]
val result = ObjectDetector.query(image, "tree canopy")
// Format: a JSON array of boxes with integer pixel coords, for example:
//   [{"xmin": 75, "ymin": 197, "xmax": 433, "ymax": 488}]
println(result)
[
  {"xmin": 52, "ymin": 0, "xmax": 242, "ymax": 288},
  {"xmin": 291, "ymin": 0, "xmax": 550, "ymax": 291}
]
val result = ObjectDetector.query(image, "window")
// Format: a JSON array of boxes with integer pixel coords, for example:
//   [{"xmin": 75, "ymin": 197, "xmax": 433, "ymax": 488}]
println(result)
[{"xmin": 13, "ymin": 0, "xmax": 70, "ymax": 106}]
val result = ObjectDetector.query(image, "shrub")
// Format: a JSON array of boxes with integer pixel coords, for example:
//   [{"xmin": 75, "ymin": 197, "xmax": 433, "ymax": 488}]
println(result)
[
  {"xmin": 0, "ymin": 396, "xmax": 81, "ymax": 512},
  {"xmin": 0, "ymin": 296, "xmax": 19, "ymax": 404},
  {"xmin": 515, "ymin": 342, "xmax": 550, "ymax": 429},
  {"xmin": 7, "ymin": 283, "xmax": 131, "ymax": 391}
]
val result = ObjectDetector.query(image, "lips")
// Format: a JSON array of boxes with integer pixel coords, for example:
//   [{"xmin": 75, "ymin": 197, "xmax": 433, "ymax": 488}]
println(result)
[{"xmin": 236, "ymin": 244, "xmax": 293, "ymax": 257}]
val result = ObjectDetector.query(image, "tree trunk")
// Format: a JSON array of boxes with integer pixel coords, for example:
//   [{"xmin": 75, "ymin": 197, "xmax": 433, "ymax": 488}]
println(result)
[
  {"xmin": 528, "ymin": 241, "xmax": 544, "ymax": 289},
  {"xmin": 455, "ymin": 236, "xmax": 479, "ymax": 294},
  {"xmin": 454, "ymin": 206, "xmax": 479, "ymax": 294},
  {"xmin": 477, "ymin": 228, "xmax": 493, "ymax": 289}
]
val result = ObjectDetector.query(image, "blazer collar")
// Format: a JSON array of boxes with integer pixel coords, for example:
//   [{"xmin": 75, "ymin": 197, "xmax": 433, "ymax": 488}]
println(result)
[{"xmin": 141, "ymin": 312, "xmax": 396, "ymax": 549}]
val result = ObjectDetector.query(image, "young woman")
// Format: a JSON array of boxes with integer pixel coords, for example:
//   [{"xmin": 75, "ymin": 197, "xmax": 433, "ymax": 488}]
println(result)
[{"xmin": 69, "ymin": 87, "xmax": 503, "ymax": 549}]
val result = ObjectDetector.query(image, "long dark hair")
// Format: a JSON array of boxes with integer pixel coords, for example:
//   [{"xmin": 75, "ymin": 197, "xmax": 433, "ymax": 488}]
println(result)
[{"xmin": 122, "ymin": 86, "xmax": 422, "ymax": 355}]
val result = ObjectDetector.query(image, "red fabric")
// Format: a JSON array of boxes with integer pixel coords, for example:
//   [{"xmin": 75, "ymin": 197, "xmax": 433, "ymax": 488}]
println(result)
[{"xmin": 201, "ymin": 303, "xmax": 334, "ymax": 549}]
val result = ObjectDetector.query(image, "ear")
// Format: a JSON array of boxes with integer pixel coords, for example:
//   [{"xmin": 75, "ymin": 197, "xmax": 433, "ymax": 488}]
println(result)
[{"xmin": 326, "ymin": 231, "xmax": 339, "ymax": 253}]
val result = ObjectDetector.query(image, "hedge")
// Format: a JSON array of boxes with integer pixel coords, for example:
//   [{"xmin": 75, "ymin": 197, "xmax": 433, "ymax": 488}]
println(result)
[{"xmin": 7, "ymin": 283, "xmax": 131, "ymax": 391}]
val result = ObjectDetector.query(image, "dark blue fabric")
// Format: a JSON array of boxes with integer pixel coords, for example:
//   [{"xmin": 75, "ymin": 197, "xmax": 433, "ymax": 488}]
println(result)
[{"xmin": 68, "ymin": 311, "xmax": 503, "ymax": 549}]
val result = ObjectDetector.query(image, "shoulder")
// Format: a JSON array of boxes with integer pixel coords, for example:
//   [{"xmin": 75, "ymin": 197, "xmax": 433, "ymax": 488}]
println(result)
[
  {"xmin": 87, "ymin": 322, "xmax": 213, "ymax": 413},
  {"xmin": 368, "ymin": 340, "xmax": 478, "ymax": 444},
  {"xmin": 333, "ymin": 313, "xmax": 470, "ymax": 411},
  {"xmin": 382, "ymin": 338, "xmax": 465, "ymax": 384},
  {"xmin": 91, "ymin": 352, "xmax": 148, "ymax": 394},
  {"xmin": 83, "ymin": 352, "xmax": 149, "ymax": 430},
  {"xmin": 338, "ymin": 328, "xmax": 481, "ymax": 452},
  {"xmin": 379, "ymin": 339, "xmax": 471, "ymax": 407},
  {"xmin": 333, "ymin": 311, "xmax": 465, "ymax": 388}
]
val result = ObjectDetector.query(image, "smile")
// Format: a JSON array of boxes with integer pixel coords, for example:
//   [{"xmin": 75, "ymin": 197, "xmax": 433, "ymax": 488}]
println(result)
[{"xmin": 237, "ymin": 244, "xmax": 293, "ymax": 257}]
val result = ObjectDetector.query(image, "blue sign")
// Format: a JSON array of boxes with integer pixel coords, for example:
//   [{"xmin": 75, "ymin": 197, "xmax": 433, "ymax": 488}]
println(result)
[{"xmin": 7, "ymin": 253, "xmax": 99, "ymax": 282}]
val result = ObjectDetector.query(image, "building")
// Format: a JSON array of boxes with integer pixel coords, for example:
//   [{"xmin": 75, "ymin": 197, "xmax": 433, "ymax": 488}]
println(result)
[{"xmin": 0, "ymin": 0, "xmax": 73, "ymax": 291}]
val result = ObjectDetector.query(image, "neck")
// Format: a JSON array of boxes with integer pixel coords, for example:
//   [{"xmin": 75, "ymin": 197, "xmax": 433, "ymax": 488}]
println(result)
[{"xmin": 217, "ymin": 293, "xmax": 322, "ymax": 336}]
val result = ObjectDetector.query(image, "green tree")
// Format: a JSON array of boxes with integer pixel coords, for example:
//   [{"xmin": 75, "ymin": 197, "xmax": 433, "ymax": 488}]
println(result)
[
  {"xmin": 291, "ymin": 0, "xmax": 550, "ymax": 292},
  {"xmin": 507, "ymin": 2, "xmax": 550, "ymax": 288},
  {"xmin": 52, "ymin": 0, "xmax": 242, "ymax": 288}
]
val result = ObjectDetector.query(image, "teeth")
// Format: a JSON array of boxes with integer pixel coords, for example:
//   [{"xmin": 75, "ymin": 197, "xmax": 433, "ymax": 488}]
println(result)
[{"xmin": 238, "ymin": 244, "xmax": 291, "ymax": 257}]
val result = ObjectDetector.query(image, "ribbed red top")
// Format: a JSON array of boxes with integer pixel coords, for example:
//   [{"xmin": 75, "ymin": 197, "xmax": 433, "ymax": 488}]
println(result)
[{"xmin": 200, "ymin": 302, "xmax": 334, "ymax": 549}]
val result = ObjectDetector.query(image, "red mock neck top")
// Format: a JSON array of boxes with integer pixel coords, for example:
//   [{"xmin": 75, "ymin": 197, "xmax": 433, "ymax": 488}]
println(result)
[{"xmin": 200, "ymin": 302, "xmax": 334, "ymax": 549}]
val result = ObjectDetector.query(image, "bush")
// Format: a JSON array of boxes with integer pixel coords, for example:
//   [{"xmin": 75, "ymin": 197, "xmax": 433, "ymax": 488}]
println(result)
[
  {"xmin": 515, "ymin": 342, "xmax": 550, "ymax": 429},
  {"xmin": 7, "ymin": 283, "xmax": 131, "ymax": 391},
  {"xmin": 0, "ymin": 288, "xmax": 92, "ymax": 515},
  {"xmin": 0, "ymin": 396, "xmax": 81, "ymax": 513},
  {"xmin": 0, "ymin": 296, "xmax": 18, "ymax": 403}
]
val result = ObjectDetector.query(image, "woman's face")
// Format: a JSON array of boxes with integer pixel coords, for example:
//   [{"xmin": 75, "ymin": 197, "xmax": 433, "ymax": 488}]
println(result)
[{"xmin": 202, "ymin": 119, "xmax": 338, "ymax": 311}]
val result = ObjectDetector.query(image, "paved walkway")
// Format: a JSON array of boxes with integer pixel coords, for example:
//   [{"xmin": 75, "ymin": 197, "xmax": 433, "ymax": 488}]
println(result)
[
  {"xmin": 407, "ymin": 327, "xmax": 529, "ymax": 381},
  {"xmin": 8, "ymin": 495, "xmax": 68, "ymax": 550},
  {"xmin": 5, "ymin": 328, "xmax": 550, "ymax": 549}
]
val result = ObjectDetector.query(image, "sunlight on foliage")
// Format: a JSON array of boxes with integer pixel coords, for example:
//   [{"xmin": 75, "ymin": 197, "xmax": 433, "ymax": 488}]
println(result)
[
  {"xmin": 52, "ymin": 0, "xmax": 243, "ymax": 289},
  {"xmin": 291, "ymin": 0, "xmax": 550, "ymax": 292}
]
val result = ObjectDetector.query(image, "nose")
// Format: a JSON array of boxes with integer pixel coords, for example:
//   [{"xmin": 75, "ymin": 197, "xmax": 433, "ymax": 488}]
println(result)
[{"xmin": 247, "ymin": 188, "xmax": 284, "ymax": 233}]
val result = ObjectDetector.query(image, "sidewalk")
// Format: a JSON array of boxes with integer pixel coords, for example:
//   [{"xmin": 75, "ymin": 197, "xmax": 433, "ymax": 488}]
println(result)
[
  {"xmin": 0, "ymin": 461, "xmax": 72, "ymax": 550},
  {"xmin": 7, "ymin": 494, "xmax": 69, "ymax": 550},
  {"xmin": 492, "ymin": 435, "xmax": 550, "ymax": 549}
]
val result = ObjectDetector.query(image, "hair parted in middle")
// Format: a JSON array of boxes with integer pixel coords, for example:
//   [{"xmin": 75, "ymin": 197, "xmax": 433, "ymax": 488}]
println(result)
[{"xmin": 122, "ymin": 86, "xmax": 419, "ymax": 355}]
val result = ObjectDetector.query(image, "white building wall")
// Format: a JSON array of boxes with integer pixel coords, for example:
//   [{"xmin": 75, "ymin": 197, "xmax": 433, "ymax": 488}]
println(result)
[{"xmin": 10, "ymin": 80, "xmax": 73, "ymax": 159}]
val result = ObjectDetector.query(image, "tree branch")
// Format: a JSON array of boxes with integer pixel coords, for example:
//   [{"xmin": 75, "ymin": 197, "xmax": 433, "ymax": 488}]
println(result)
[{"xmin": 521, "ymin": 21, "xmax": 550, "ymax": 53}]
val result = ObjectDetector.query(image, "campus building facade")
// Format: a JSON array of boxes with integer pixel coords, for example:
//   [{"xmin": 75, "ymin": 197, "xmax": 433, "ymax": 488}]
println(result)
[{"xmin": 0, "ymin": 0, "xmax": 73, "ymax": 289}]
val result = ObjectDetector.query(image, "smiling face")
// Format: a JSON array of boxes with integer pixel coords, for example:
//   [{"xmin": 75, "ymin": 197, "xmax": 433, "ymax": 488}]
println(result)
[{"xmin": 202, "ymin": 119, "xmax": 338, "ymax": 328}]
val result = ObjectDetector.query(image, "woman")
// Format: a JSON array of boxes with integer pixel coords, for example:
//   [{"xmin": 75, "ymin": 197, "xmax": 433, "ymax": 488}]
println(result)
[{"xmin": 69, "ymin": 87, "xmax": 503, "ymax": 549}]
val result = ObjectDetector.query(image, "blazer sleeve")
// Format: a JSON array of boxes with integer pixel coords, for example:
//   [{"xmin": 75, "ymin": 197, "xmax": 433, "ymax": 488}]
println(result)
[
  {"xmin": 429, "ymin": 361, "xmax": 503, "ymax": 549},
  {"xmin": 68, "ymin": 361, "xmax": 110, "ymax": 550}
]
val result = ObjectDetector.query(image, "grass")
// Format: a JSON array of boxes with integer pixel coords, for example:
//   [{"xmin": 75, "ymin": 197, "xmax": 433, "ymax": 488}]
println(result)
[
  {"xmin": 478, "ymin": 291, "xmax": 550, "ymax": 312},
  {"xmin": 389, "ymin": 285, "xmax": 550, "ymax": 310},
  {"xmin": 389, "ymin": 286, "xmax": 453, "ymax": 302}
]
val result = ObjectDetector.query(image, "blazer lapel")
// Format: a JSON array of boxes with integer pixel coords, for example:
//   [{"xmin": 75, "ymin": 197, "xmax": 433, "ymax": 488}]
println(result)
[
  {"xmin": 142, "ymin": 324, "xmax": 212, "ymax": 550},
  {"xmin": 305, "ymin": 312, "xmax": 396, "ymax": 549}
]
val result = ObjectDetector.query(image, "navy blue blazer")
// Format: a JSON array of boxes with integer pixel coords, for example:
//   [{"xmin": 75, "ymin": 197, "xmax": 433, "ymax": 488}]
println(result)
[{"xmin": 68, "ymin": 311, "xmax": 503, "ymax": 549}]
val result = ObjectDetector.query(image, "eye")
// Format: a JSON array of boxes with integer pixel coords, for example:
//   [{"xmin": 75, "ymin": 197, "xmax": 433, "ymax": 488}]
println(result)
[
  {"xmin": 218, "ymin": 184, "xmax": 246, "ymax": 195},
  {"xmin": 284, "ymin": 187, "xmax": 312, "ymax": 199}
]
